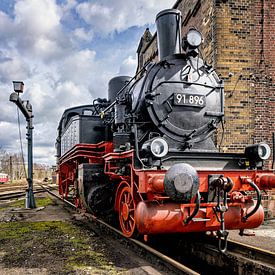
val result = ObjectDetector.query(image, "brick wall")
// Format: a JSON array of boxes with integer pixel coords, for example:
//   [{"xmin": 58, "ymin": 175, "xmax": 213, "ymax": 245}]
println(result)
[
  {"xmin": 253, "ymin": 0, "xmax": 275, "ymax": 169},
  {"xmin": 214, "ymin": 1, "xmax": 256, "ymax": 153}
]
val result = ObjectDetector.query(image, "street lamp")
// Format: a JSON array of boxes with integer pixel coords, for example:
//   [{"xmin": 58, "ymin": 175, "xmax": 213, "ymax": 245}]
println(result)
[
  {"xmin": 9, "ymin": 81, "xmax": 36, "ymax": 209},
  {"xmin": 12, "ymin": 81, "xmax": 24, "ymax": 93}
]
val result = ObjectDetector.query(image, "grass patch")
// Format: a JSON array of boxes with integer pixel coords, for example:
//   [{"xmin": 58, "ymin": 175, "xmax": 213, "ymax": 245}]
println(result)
[
  {"xmin": 0, "ymin": 199, "xmax": 24, "ymax": 210},
  {"xmin": 0, "ymin": 196, "xmax": 54, "ymax": 210},
  {"xmin": 35, "ymin": 196, "xmax": 53, "ymax": 207},
  {"xmin": 0, "ymin": 220, "xmax": 120, "ymax": 274}
]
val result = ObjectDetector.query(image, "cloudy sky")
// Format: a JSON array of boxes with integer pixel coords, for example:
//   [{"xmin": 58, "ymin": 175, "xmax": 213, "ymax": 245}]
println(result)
[{"xmin": 0, "ymin": 0, "xmax": 175, "ymax": 165}]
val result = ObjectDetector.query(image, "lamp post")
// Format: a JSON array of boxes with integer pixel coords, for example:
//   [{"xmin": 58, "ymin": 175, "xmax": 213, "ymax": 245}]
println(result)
[{"xmin": 9, "ymin": 81, "xmax": 36, "ymax": 209}]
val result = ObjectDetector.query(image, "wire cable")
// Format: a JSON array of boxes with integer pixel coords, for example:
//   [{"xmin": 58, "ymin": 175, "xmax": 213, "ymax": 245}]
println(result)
[{"xmin": 17, "ymin": 106, "xmax": 27, "ymax": 179}]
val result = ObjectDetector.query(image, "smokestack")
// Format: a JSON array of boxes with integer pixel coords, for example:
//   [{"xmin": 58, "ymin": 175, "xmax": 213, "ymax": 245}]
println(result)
[{"xmin": 156, "ymin": 9, "xmax": 182, "ymax": 60}]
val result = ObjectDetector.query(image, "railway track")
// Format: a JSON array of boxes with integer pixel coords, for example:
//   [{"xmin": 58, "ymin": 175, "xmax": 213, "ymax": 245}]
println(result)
[
  {"xmin": 0, "ymin": 189, "xmax": 47, "ymax": 200},
  {"xmin": 227, "ymin": 239, "xmax": 275, "ymax": 268},
  {"xmin": 200, "ymin": 238, "xmax": 274, "ymax": 274},
  {"xmin": 0, "ymin": 181, "xmax": 56, "ymax": 189},
  {"xmin": 148, "ymin": 231, "xmax": 275, "ymax": 274},
  {"xmin": 37, "ymin": 184, "xmax": 275, "ymax": 274},
  {"xmin": 0, "ymin": 182, "xmax": 57, "ymax": 201},
  {"xmin": 0, "ymin": 184, "xmax": 28, "ymax": 192}
]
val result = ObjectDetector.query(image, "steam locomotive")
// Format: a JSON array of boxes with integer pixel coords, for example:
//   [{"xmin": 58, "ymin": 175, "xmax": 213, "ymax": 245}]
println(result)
[{"xmin": 56, "ymin": 9, "xmax": 275, "ymax": 252}]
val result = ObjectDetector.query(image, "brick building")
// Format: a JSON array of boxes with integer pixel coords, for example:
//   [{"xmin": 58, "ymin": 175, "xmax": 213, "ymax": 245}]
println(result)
[{"xmin": 137, "ymin": 0, "xmax": 275, "ymax": 168}]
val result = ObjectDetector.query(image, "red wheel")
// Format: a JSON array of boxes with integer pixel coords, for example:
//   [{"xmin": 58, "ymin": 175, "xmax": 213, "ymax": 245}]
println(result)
[{"xmin": 118, "ymin": 185, "xmax": 137, "ymax": 237}]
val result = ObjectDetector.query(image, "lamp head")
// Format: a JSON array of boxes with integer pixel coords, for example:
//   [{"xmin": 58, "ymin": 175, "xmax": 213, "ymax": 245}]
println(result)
[
  {"xmin": 245, "ymin": 142, "xmax": 271, "ymax": 161},
  {"xmin": 182, "ymin": 28, "xmax": 203, "ymax": 56},
  {"xmin": 13, "ymin": 81, "xmax": 24, "ymax": 93}
]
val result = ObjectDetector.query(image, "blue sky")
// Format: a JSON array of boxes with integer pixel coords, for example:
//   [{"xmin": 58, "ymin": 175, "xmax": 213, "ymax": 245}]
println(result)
[{"xmin": 0, "ymin": 0, "xmax": 175, "ymax": 165}]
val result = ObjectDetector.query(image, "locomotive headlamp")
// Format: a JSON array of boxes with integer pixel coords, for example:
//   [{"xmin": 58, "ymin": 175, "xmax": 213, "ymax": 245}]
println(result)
[
  {"xmin": 150, "ymin": 138, "xmax": 169, "ymax": 158},
  {"xmin": 142, "ymin": 137, "xmax": 169, "ymax": 158},
  {"xmin": 245, "ymin": 143, "xmax": 271, "ymax": 161},
  {"xmin": 186, "ymin": 28, "xmax": 202, "ymax": 48}
]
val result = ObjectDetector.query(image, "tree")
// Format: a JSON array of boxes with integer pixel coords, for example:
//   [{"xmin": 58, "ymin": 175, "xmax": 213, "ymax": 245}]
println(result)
[{"xmin": 0, "ymin": 148, "xmax": 26, "ymax": 180}]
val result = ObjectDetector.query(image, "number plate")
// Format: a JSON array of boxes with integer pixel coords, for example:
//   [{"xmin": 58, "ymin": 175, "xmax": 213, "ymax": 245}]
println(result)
[{"xmin": 173, "ymin": 93, "xmax": 206, "ymax": 107}]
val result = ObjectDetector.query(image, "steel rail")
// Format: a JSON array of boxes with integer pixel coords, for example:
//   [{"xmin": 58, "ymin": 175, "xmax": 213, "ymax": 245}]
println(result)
[
  {"xmin": 201, "ymin": 234, "xmax": 275, "ymax": 266},
  {"xmin": 0, "ymin": 189, "xmax": 48, "ymax": 200},
  {"xmin": 0, "ymin": 183, "xmax": 57, "ymax": 201},
  {"xmin": 0, "ymin": 184, "xmax": 29, "ymax": 190},
  {"xmin": 0, "ymin": 183, "xmax": 55, "ymax": 192},
  {"xmin": 183, "ymin": 234, "xmax": 275, "ymax": 274},
  {"xmin": 226, "ymin": 239, "xmax": 275, "ymax": 268}
]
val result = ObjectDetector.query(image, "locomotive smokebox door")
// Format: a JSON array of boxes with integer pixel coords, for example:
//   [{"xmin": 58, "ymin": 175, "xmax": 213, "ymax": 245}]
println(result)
[{"xmin": 164, "ymin": 163, "xmax": 199, "ymax": 202}]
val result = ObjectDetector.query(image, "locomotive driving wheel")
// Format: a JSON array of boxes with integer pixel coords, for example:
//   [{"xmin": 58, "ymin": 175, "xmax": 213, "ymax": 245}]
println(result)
[{"xmin": 118, "ymin": 184, "xmax": 137, "ymax": 237}]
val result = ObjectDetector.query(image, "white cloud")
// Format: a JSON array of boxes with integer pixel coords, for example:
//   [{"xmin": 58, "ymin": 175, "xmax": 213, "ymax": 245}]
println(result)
[
  {"xmin": 33, "ymin": 145, "xmax": 56, "ymax": 165},
  {"xmin": 76, "ymin": 0, "xmax": 175, "ymax": 35},
  {"xmin": 0, "ymin": 11, "xmax": 13, "ymax": 39},
  {"xmin": 9, "ymin": 0, "xmax": 72, "ymax": 62},
  {"xmin": 54, "ymin": 81, "xmax": 89, "ymax": 108},
  {"xmin": 119, "ymin": 55, "xmax": 137, "ymax": 76},
  {"xmin": 59, "ymin": 49, "xmax": 97, "ymax": 85},
  {"xmin": 0, "ymin": 121, "xmax": 24, "ymax": 150},
  {"xmin": 0, "ymin": 53, "xmax": 30, "ymax": 82},
  {"xmin": 73, "ymin": 28, "xmax": 94, "ymax": 41},
  {"xmin": 14, "ymin": 0, "xmax": 61, "ymax": 35}
]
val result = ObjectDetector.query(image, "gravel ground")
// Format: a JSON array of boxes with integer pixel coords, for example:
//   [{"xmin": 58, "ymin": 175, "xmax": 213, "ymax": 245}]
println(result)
[{"xmin": 0, "ymin": 194, "xmax": 167, "ymax": 275}]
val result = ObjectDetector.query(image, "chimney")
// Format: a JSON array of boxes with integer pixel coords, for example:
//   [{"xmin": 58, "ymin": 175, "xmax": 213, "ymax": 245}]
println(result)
[{"xmin": 155, "ymin": 9, "xmax": 182, "ymax": 61}]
